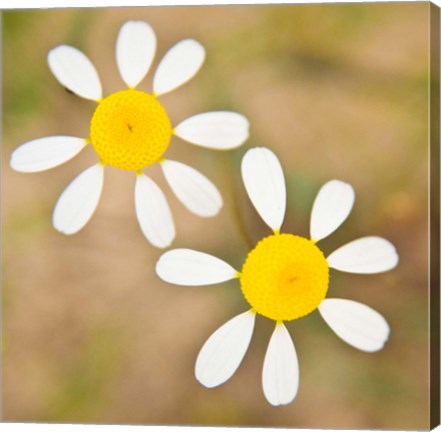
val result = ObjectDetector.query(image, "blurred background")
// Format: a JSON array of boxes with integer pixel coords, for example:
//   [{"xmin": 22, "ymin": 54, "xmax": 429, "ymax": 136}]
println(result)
[{"xmin": 2, "ymin": 3, "xmax": 432, "ymax": 429}]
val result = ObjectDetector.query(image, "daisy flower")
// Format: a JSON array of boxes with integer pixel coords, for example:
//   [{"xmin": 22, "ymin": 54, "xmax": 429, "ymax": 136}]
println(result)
[
  {"xmin": 10, "ymin": 21, "xmax": 249, "ymax": 248},
  {"xmin": 156, "ymin": 147, "xmax": 399, "ymax": 406}
]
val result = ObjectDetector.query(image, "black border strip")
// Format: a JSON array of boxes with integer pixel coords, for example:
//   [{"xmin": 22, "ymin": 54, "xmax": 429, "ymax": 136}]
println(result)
[{"xmin": 430, "ymin": 2, "xmax": 440, "ymax": 430}]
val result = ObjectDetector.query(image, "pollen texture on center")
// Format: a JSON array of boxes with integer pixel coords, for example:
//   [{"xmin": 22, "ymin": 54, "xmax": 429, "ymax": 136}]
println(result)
[
  {"xmin": 90, "ymin": 89, "xmax": 172, "ymax": 171},
  {"xmin": 239, "ymin": 233, "xmax": 329, "ymax": 321}
]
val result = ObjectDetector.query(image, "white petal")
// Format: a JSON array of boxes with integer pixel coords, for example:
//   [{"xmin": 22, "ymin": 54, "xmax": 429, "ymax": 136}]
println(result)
[
  {"xmin": 53, "ymin": 164, "xmax": 104, "ymax": 235},
  {"xmin": 47, "ymin": 45, "xmax": 102, "ymax": 101},
  {"xmin": 10, "ymin": 136, "xmax": 87, "ymax": 173},
  {"xmin": 310, "ymin": 180, "xmax": 355, "ymax": 242},
  {"xmin": 116, "ymin": 20, "xmax": 156, "ymax": 88},
  {"xmin": 153, "ymin": 39, "xmax": 205, "ymax": 96},
  {"xmin": 135, "ymin": 174, "xmax": 175, "ymax": 248},
  {"xmin": 161, "ymin": 159, "xmax": 222, "ymax": 217},
  {"xmin": 319, "ymin": 298, "xmax": 390, "ymax": 352},
  {"xmin": 156, "ymin": 249, "xmax": 237, "ymax": 286},
  {"xmin": 195, "ymin": 311, "xmax": 256, "ymax": 388},
  {"xmin": 241, "ymin": 147, "xmax": 286, "ymax": 231},
  {"xmin": 262, "ymin": 324, "xmax": 299, "ymax": 406},
  {"xmin": 327, "ymin": 236, "xmax": 399, "ymax": 274},
  {"xmin": 174, "ymin": 112, "xmax": 249, "ymax": 150}
]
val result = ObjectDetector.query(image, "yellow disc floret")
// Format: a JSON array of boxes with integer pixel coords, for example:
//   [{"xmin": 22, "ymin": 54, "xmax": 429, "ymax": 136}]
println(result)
[
  {"xmin": 90, "ymin": 89, "xmax": 172, "ymax": 171},
  {"xmin": 240, "ymin": 234, "xmax": 329, "ymax": 321}
]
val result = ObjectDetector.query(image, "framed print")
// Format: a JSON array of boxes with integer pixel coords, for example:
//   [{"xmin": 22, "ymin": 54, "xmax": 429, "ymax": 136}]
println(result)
[{"xmin": 2, "ymin": 2, "xmax": 440, "ymax": 430}]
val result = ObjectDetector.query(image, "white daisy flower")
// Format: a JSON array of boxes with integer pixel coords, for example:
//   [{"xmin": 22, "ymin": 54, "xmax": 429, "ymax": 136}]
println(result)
[
  {"xmin": 10, "ymin": 21, "xmax": 249, "ymax": 248},
  {"xmin": 156, "ymin": 147, "xmax": 399, "ymax": 406}
]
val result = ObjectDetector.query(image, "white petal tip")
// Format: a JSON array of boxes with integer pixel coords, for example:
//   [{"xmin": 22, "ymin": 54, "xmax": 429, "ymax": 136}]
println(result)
[
  {"xmin": 152, "ymin": 236, "xmax": 174, "ymax": 250},
  {"xmin": 262, "ymin": 324, "xmax": 299, "ymax": 406},
  {"xmin": 174, "ymin": 112, "xmax": 249, "ymax": 150},
  {"xmin": 54, "ymin": 225, "xmax": 79, "ymax": 236},
  {"xmin": 116, "ymin": 20, "xmax": 156, "ymax": 88},
  {"xmin": 195, "ymin": 375, "xmax": 220, "ymax": 389},
  {"xmin": 161, "ymin": 159, "xmax": 223, "ymax": 217},
  {"xmin": 268, "ymin": 397, "xmax": 296, "ymax": 407},
  {"xmin": 10, "ymin": 136, "xmax": 87, "ymax": 173},
  {"xmin": 135, "ymin": 174, "xmax": 175, "ymax": 249},
  {"xmin": 156, "ymin": 249, "xmax": 237, "ymax": 286},
  {"xmin": 310, "ymin": 179, "xmax": 355, "ymax": 242},
  {"xmin": 52, "ymin": 164, "xmax": 104, "ymax": 235},
  {"xmin": 195, "ymin": 311, "xmax": 256, "ymax": 388},
  {"xmin": 327, "ymin": 236, "xmax": 399, "ymax": 274},
  {"xmin": 241, "ymin": 147, "xmax": 286, "ymax": 230},
  {"xmin": 319, "ymin": 299, "xmax": 390, "ymax": 352},
  {"xmin": 153, "ymin": 39, "xmax": 205, "ymax": 96},
  {"xmin": 47, "ymin": 45, "xmax": 102, "ymax": 101}
]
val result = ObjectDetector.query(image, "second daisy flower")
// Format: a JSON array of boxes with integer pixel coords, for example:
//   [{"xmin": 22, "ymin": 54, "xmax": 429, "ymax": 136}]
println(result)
[{"xmin": 156, "ymin": 147, "xmax": 399, "ymax": 406}]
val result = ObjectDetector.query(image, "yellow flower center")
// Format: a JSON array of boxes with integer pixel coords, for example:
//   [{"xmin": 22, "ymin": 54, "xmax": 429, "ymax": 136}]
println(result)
[
  {"xmin": 90, "ymin": 89, "xmax": 172, "ymax": 171},
  {"xmin": 240, "ymin": 234, "xmax": 329, "ymax": 321}
]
